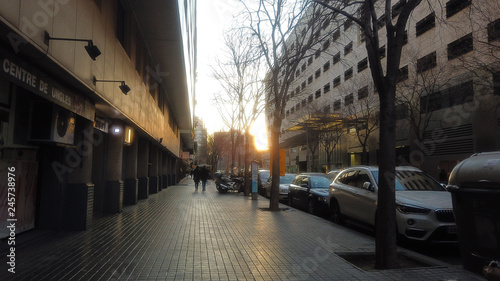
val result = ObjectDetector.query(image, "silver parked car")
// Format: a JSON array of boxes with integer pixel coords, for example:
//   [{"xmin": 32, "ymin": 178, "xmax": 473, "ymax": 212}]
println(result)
[
  {"xmin": 328, "ymin": 166, "xmax": 457, "ymax": 243},
  {"xmin": 264, "ymin": 173, "xmax": 297, "ymax": 200}
]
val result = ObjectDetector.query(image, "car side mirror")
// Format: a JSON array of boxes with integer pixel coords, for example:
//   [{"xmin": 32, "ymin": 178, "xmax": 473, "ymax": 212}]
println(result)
[{"xmin": 363, "ymin": 182, "xmax": 374, "ymax": 191}]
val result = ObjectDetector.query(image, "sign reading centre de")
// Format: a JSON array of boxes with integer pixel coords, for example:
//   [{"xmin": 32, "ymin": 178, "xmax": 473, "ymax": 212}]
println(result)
[{"xmin": 1, "ymin": 47, "xmax": 94, "ymax": 121}]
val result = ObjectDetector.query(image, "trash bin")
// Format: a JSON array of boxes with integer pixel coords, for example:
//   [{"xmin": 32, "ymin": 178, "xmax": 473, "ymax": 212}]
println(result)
[{"xmin": 447, "ymin": 151, "xmax": 500, "ymax": 275}]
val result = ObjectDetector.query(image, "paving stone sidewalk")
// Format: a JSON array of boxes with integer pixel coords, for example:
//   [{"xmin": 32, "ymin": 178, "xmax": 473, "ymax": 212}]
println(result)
[{"xmin": 1, "ymin": 177, "xmax": 484, "ymax": 280}]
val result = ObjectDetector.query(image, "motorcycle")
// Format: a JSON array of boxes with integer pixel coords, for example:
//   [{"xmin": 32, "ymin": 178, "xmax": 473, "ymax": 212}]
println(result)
[{"xmin": 213, "ymin": 172, "xmax": 244, "ymax": 194}]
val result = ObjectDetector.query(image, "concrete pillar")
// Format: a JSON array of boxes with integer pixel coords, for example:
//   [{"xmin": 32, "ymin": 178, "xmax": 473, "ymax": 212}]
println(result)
[
  {"xmin": 123, "ymin": 133, "xmax": 138, "ymax": 205},
  {"xmin": 137, "ymin": 137, "xmax": 149, "ymax": 199},
  {"xmin": 149, "ymin": 144, "xmax": 159, "ymax": 194},
  {"xmin": 162, "ymin": 151, "xmax": 168, "ymax": 189},
  {"xmin": 65, "ymin": 119, "xmax": 94, "ymax": 230},
  {"xmin": 105, "ymin": 120, "xmax": 124, "ymax": 213}
]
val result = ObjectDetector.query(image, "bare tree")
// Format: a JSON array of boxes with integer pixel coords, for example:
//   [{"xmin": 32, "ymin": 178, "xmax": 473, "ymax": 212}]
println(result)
[
  {"xmin": 314, "ymin": 0, "xmax": 423, "ymax": 269},
  {"xmin": 212, "ymin": 28, "xmax": 265, "ymax": 194},
  {"xmin": 238, "ymin": 0, "xmax": 334, "ymax": 211}
]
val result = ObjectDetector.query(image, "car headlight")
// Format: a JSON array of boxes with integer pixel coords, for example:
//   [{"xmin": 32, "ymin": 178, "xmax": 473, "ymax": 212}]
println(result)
[
  {"xmin": 318, "ymin": 196, "xmax": 328, "ymax": 202},
  {"xmin": 396, "ymin": 204, "xmax": 431, "ymax": 215}
]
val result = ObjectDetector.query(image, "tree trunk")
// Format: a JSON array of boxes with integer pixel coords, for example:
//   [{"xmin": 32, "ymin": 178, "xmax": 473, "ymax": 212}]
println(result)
[
  {"xmin": 269, "ymin": 117, "xmax": 282, "ymax": 211},
  {"xmin": 244, "ymin": 131, "xmax": 251, "ymax": 196},
  {"xmin": 375, "ymin": 87, "xmax": 400, "ymax": 269}
]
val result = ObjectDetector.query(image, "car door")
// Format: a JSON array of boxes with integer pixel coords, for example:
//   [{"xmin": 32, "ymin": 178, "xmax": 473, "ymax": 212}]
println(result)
[
  {"xmin": 334, "ymin": 170, "xmax": 360, "ymax": 217},
  {"xmin": 348, "ymin": 170, "xmax": 378, "ymax": 225},
  {"xmin": 294, "ymin": 176, "xmax": 310, "ymax": 210},
  {"xmin": 289, "ymin": 175, "xmax": 303, "ymax": 206}
]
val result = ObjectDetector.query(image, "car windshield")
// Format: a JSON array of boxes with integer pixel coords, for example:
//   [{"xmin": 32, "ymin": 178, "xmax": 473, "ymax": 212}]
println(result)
[
  {"xmin": 280, "ymin": 174, "xmax": 295, "ymax": 184},
  {"xmin": 371, "ymin": 170, "xmax": 445, "ymax": 191},
  {"xmin": 310, "ymin": 176, "xmax": 332, "ymax": 188},
  {"xmin": 260, "ymin": 171, "xmax": 270, "ymax": 182}
]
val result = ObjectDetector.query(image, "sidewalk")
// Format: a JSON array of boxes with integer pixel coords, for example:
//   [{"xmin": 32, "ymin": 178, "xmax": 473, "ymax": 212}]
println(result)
[{"xmin": 1, "ymin": 177, "xmax": 483, "ymax": 280}]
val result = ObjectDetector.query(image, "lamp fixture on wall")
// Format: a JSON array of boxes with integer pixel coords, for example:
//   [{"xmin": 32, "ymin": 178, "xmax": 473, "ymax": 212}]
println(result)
[
  {"xmin": 93, "ymin": 76, "xmax": 131, "ymax": 95},
  {"xmin": 44, "ymin": 31, "xmax": 101, "ymax": 60}
]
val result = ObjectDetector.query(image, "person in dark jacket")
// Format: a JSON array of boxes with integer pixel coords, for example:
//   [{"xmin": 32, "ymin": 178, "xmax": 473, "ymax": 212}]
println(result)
[
  {"xmin": 193, "ymin": 166, "xmax": 200, "ymax": 190},
  {"xmin": 200, "ymin": 166, "xmax": 210, "ymax": 191}
]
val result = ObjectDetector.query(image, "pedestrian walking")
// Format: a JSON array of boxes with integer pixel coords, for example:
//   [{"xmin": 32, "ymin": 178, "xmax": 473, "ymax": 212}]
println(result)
[
  {"xmin": 200, "ymin": 166, "xmax": 210, "ymax": 191},
  {"xmin": 193, "ymin": 166, "xmax": 200, "ymax": 191}
]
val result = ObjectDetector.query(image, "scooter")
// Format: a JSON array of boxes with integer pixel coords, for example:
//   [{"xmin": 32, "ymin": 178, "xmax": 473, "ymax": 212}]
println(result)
[{"xmin": 214, "ymin": 172, "xmax": 244, "ymax": 194}]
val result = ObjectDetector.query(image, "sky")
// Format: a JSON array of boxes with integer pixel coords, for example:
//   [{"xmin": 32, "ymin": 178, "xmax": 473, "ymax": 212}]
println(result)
[{"xmin": 196, "ymin": 1, "xmax": 269, "ymax": 150}]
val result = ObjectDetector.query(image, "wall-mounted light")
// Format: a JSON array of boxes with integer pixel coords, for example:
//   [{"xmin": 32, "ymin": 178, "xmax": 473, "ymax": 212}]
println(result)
[
  {"xmin": 93, "ymin": 76, "xmax": 131, "ymax": 95},
  {"xmin": 44, "ymin": 31, "xmax": 101, "ymax": 60}
]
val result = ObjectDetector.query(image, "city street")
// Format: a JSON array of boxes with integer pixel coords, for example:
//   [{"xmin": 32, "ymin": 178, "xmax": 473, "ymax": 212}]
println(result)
[{"xmin": 1, "ymin": 177, "xmax": 483, "ymax": 280}]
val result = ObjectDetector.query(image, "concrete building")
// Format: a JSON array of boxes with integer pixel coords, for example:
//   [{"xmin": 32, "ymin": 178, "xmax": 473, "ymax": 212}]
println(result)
[
  {"xmin": 268, "ymin": 0, "xmax": 500, "ymax": 180},
  {"xmin": 193, "ymin": 116, "xmax": 208, "ymax": 165},
  {"xmin": 0, "ymin": 0, "xmax": 196, "ymax": 238}
]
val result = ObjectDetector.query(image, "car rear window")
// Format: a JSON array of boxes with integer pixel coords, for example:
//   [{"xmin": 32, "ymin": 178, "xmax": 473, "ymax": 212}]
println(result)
[
  {"xmin": 310, "ymin": 176, "xmax": 332, "ymax": 188},
  {"xmin": 371, "ymin": 170, "xmax": 445, "ymax": 191},
  {"xmin": 280, "ymin": 174, "xmax": 296, "ymax": 184}
]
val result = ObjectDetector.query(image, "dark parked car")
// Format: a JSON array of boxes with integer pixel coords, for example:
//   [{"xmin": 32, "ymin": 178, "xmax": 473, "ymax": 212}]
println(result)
[{"xmin": 288, "ymin": 173, "xmax": 331, "ymax": 216}]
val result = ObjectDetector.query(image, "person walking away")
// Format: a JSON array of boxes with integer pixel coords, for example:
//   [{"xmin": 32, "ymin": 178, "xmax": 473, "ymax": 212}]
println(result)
[
  {"xmin": 193, "ymin": 166, "xmax": 200, "ymax": 191},
  {"xmin": 200, "ymin": 167, "xmax": 210, "ymax": 191}
]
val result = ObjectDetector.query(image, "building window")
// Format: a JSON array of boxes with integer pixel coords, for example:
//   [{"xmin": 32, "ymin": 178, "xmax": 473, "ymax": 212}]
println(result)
[
  {"xmin": 295, "ymin": 86, "xmax": 300, "ymax": 93},
  {"xmin": 488, "ymin": 18, "xmax": 500, "ymax": 42},
  {"xmin": 323, "ymin": 61, "xmax": 331, "ymax": 72},
  {"xmin": 324, "ymin": 105, "xmax": 331, "ymax": 113},
  {"xmin": 416, "ymin": 13, "xmax": 435, "ymax": 36},
  {"xmin": 344, "ymin": 41, "xmax": 353, "ymax": 55},
  {"xmin": 494, "ymin": 72, "xmax": 500, "ymax": 96},
  {"xmin": 417, "ymin": 52, "xmax": 437, "ymax": 73},
  {"xmin": 420, "ymin": 81, "xmax": 473, "ymax": 113},
  {"xmin": 301, "ymin": 81, "xmax": 306, "ymax": 90},
  {"xmin": 296, "ymin": 69, "xmax": 300, "ymax": 78},
  {"xmin": 379, "ymin": 45, "xmax": 386, "ymax": 58},
  {"xmin": 116, "ymin": 1, "xmax": 125, "ymax": 46},
  {"xmin": 344, "ymin": 18, "xmax": 353, "ymax": 30},
  {"xmin": 377, "ymin": 15, "xmax": 386, "ymax": 30},
  {"xmin": 286, "ymin": 110, "xmax": 290, "ymax": 117},
  {"xmin": 308, "ymin": 57, "xmax": 313, "ymax": 65},
  {"xmin": 302, "ymin": 99, "xmax": 306, "ymax": 106},
  {"xmin": 324, "ymin": 83, "xmax": 331, "ymax": 94},
  {"xmin": 446, "ymin": 0, "xmax": 471, "ymax": 18},
  {"xmin": 302, "ymin": 63, "xmax": 306, "ymax": 71},
  {"xmin": 332, "ymin": 29, "xmax": 340, "ymax": 41},
  {"xmin": 345, "ymin": 93, "xmax": 354, "ymax": 106},
  {"xmin": 398, "ymin": 65, "xmax": 409, "ymax": 82},
  {"xmin": 315, "ymin": 90, "xmax": 321, "ymax": 99},
  {"xmin": 315, "ymin": 68, "xmax": 321, "ymax": 79},
  {"xmin": 358, "ymin": 86, "xmax": 368, "ymax": 100},
  {"xmin": 392, "ymin": 0, "xmax": 406, "ymax": 18},
  {"xmin": 334, "ymin": 100, "xmax": 342, "ymax": 111},
  {"xmin": 345, "ymin": 67, "xmax": 353, "ymax": 80},
  {"xmin": 402, "ymin": 30, "xmax": 408, "ymax": 45},
  {"xmin": 358, "ymin": 58, "xmax": 368, "ymax": 72},
  {"xmin": 323, "ymin": 40, "xmax": 330, "ymax": 51},
  {"xmin": 296, "ymin": 103, "xmax": 301, "ymax": 110},
  {"xmin": 315, "ymin": 49, "xmax": 321, "ymax": 58},
  {"xmin": 308, "ymin": 95, "xmax": 313, "ymax": 103},
  {"xmin": 333, "ymin": 52, "xmax": 341, "ymax": 65},
  {"xmin": 308, "ymin": 75, "xmax": 313, "ymax": 84},
  {"xmin": 291, "ymin": 107, "xmax": 295, "ymax": 114},
  {"xmin": 322, "ymin": 19, "xmax": 330, "ymax": 30},
  {"xmin": 333, "ymin": 76, "xmax": 341, "ymax": 88},
  {"xmin": 395, "ymin": 103, "xmax": 408, "ymax": 120},
  {"xmin": 447, "ymin": 33, "xmax": 473, "ymax": 60}
]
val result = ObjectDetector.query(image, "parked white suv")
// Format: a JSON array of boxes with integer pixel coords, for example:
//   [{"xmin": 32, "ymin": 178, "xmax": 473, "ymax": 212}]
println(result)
[{"xmin": 328, "ymin": 166, "xmax": 457, "ymax": 243}]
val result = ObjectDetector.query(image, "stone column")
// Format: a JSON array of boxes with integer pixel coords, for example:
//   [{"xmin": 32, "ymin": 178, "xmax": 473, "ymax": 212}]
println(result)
[
  {"xmin": 123, "ymin": 132, "xmax": 138, "ymax": 205},
  {"xmin": 137, "ymin": 137, "xmax": 149, "ymax": 199},
  {"xmin": 65, "ymin": 119, "xmax": 95, "ymax": 230},
  {"xmin": 149, "ymin": 144, "xmax": 159, "ymax": 194},
  {"xmin": 105, "ymin": 120, "xmax": 124, "ymax": 213}
]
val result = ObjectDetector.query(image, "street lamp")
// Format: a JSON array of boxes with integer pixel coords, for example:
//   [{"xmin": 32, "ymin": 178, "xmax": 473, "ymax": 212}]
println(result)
[
  {"xmin": 44, "ymin": 31, "xmax": 101, "ymax": 60},
  {"xmin": 93, "ymin": 76, "xmax": 131, "ymax": 95}
]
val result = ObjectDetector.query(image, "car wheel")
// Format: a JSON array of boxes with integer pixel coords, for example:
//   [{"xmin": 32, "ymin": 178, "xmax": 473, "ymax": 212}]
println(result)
[
  {"xmin": 307, "ymin": 200, "xmax": 315, "ymax": 215},
  {"xmin": 330, "ymin": 200, "xmax": 344, "ymax": 224}
]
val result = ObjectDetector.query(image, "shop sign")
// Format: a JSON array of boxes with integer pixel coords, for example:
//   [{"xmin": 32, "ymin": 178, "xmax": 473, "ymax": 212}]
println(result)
[{"xmin": 0, "ymin": 47, "xmax": 94, "ymax": 121}]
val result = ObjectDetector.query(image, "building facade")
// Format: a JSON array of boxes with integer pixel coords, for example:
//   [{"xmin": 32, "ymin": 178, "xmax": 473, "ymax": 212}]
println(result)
[
  {"xmin": 267, "ymin": 0, "xmax": 500, "ymax": 180},
  {"xmin": 0, "ymin": 0, "xmax": 196, "ymax": 238}
]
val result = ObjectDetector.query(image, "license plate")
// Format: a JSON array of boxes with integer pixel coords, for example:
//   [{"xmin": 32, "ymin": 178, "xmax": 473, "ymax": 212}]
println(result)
[{"xmin": 447, "ymin": 226, "xmax": 457, "ymax": 234}]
